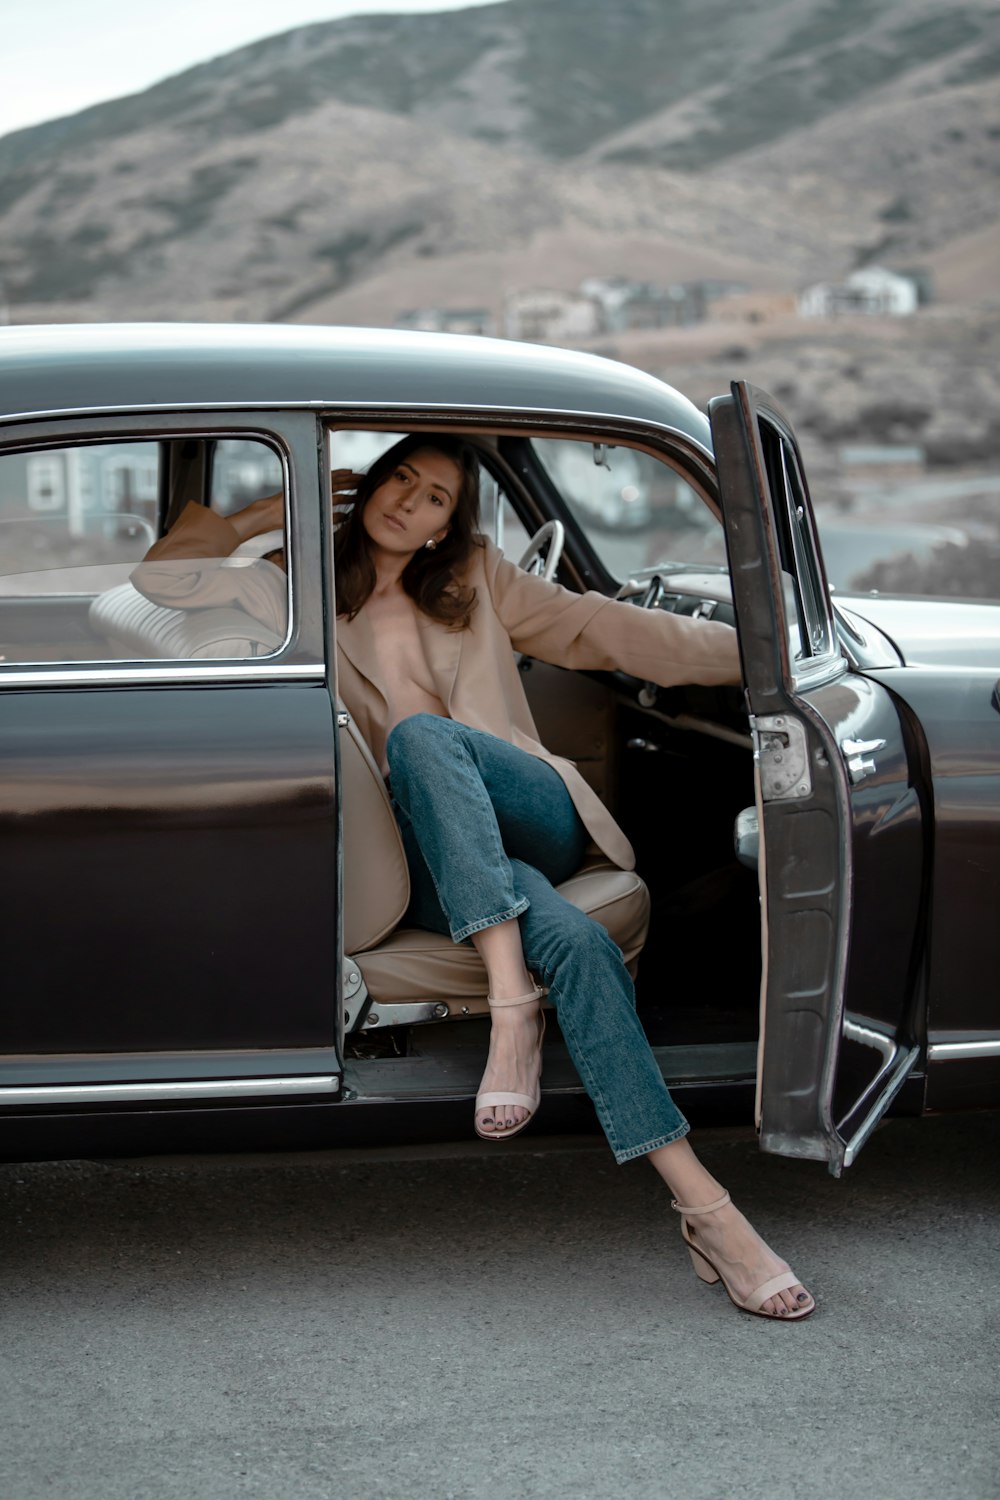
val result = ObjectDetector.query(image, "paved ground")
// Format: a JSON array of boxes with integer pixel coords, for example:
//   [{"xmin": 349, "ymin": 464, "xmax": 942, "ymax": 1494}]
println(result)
[{"xmin": 1, "ymin": 1111, "xmax": 997, "ymax": 1500}]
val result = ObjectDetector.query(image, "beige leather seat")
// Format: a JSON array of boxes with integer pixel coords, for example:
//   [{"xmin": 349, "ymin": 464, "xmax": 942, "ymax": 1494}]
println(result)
[
  {"xmin": 90, "ymin": 581, "xmax": 284, "ymax": 659},
  {"xmin": 89, "ymin": 576, "xmax": 651, "ymax": 1031}
]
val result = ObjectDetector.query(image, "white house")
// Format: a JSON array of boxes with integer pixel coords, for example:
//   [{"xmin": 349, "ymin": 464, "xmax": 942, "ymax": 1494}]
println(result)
[{"xmin": 799, "ymin": 266, "xmax": 919, "ymax": 318}]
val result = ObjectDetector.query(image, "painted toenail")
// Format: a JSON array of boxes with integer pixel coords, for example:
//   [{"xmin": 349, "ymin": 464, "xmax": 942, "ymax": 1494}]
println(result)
[{"xmin": 797, "ymin": 1293, "xmax": 809, "ymax": 1303}]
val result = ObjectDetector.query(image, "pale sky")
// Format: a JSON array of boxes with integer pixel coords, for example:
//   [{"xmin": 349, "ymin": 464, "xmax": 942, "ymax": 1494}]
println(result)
[{"xmin": 0, "ymin": 0, "xmax": 502, "ymax": 140}]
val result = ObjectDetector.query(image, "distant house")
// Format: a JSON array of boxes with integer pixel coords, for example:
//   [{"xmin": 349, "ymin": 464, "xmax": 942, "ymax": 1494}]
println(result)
[
  {"xmin": 502, "ymin": 276, "xmax": 761, "ymax": 343},
  {"xmin": 893, "ymin": 267, "xmax": 935, "ymax": 306},
  {"xmin": 503, "ymin": 289, "xmax": 602, "ymax": 343},
  {"xmin": 579, "ymin": 277, "xmax": 704, "ymax": 331},
  {"xmin": 0, "ymin": 443, "xmax": 159, "ymax": 540},
  {"xmin": 799, "ymin": 266, "xmax": 919, "ymax": 318},
  {"xmin": 394, "ymin": 308, "xmax": 496, "ymax": 336}
]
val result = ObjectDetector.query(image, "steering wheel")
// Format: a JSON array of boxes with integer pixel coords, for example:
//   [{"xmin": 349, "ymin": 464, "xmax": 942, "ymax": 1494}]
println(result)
[{"xmin": 518, "ymin": 520, "xmax": 565, "ymax": 582}]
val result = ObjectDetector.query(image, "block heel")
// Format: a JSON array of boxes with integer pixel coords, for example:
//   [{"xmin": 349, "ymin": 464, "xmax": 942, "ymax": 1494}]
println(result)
[{"xmin": 671, "ymin": 1191, "xmax": 815, "ymax": 1321}]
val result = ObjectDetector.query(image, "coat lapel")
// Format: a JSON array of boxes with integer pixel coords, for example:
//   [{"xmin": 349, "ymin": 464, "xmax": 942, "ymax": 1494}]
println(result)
[
  {"xmin": 416, "ymin": 611, "xmax": 464, "ymax": 714},
  {"xmin": 336, "ymin": 604, "xmax": 465, "ymax": 715},
  {"xmin": 335, "ymin": 608, "xmax": 388, "ymax": 709}
]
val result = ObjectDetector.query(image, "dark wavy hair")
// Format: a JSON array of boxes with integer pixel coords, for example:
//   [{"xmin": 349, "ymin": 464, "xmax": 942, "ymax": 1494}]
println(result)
[{"xmin": 333, "ymin": 434, "xmax": 483, "ymax": 627}]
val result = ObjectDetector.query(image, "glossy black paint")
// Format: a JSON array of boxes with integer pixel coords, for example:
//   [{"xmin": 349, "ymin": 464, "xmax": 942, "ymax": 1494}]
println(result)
[
  {"xmin": 816, "ymin": 674, "xmax": 925, "ymax": 1138},
  {"xmin": 0, "ymin": 685, "xmax": 339, "ymax": 1061},
  {"xmin": 873, "ymin": 666, "xmax": 1000, "ymax": 1054}
]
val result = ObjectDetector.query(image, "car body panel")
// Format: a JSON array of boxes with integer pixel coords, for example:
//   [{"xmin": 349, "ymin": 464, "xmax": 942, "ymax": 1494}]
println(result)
[
  {"xmin": 867, "ymin": 663, "xmax": 1000, "ymax": 1108},
  {"xmin": 838, "ymin": 595, "xmax": 1000, "ymax": 670},
  {"xmin": 0, "ymin": 683, "xmax": 342, "ymax": 1090}
]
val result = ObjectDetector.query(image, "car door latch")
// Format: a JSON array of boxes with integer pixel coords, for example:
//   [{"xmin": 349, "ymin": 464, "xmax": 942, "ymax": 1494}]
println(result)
[{"xmin": 752, "ymin": 714, "xmax": 812, "ymax": 802}]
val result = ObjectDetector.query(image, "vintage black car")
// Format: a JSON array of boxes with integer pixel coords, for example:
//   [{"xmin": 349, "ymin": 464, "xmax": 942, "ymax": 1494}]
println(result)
[{"xmin": 1, "ymin": 323, "xmax": 997, "ymax": 1173}]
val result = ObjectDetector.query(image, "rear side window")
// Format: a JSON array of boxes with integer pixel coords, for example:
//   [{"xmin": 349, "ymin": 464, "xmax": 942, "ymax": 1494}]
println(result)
[{"xmin": 0, "ymin": 435, "xmax": 288, "ymax": 667}]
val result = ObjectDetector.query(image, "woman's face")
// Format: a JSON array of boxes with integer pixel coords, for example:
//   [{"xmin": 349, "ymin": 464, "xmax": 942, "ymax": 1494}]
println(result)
[{"xmin": 362, "ymin": 448, "xmax": 461, "ymax": 560}]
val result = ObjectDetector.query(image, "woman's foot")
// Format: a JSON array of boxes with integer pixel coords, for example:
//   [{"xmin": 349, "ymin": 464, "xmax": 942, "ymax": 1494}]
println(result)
[
  {"xmin": 475, "ymin": 989, "xmax": 544, "ymax": 1137},
  {"xmin": 676, "ymin": 1194, "xmax": 814, "ymax": 1318}
]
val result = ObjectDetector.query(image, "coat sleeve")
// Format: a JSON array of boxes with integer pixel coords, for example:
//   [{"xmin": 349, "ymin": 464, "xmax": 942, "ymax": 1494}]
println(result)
[
  {"xmin": 130, "ymin": 502, "xmax": 287, "ymax": 633},
  {"xmin": 484, "ymin": 540, "xmax": 741, "ymax": 688}
]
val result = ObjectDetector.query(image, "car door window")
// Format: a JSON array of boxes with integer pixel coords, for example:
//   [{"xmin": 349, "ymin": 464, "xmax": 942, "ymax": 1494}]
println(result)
[
  {"xmin": 758, "ymin": 420, "xmax": 841, "ymax": 678},
  {"xmin": 0, "ymin": 435, "xmax": 288, "ymax": 666}
]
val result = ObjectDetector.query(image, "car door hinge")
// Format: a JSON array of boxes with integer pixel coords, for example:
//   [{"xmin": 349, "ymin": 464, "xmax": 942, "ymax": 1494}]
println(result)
[{"xmin": 751, "ymin": 714, "xmax": 812, "ymax": 802}]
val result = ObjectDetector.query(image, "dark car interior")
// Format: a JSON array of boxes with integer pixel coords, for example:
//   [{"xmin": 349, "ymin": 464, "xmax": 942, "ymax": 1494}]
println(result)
[{"xmin": 332, "ymin": 430, "xmax": 763, "ymax": 1109}]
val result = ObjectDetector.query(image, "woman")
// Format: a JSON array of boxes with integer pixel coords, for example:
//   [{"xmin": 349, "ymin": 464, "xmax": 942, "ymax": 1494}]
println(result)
[{"xmin": 136, "ymin": 433, "xmax": 815, "ymax": 1321}]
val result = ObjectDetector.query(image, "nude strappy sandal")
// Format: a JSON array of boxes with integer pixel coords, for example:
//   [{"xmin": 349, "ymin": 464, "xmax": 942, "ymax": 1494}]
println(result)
[
  {"xmin": 671, "ymin": 1191, "xmax": 815, "ymax": 1320},
  {"xmin": 475, "ymin": 985, "xmax": 545, "ymax": 1142}
]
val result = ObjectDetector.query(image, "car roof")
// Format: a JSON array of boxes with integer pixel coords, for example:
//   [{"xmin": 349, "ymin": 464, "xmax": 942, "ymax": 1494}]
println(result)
[{"xmin": 0, "ymin": 323, "xmax": 713, "ymax": 453}]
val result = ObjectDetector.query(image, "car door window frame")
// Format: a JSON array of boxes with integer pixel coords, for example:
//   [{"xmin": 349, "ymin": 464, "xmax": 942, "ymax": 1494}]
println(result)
[{"xmin": 754, "ymin": 404, "xmax": 845, "ymax": 692}]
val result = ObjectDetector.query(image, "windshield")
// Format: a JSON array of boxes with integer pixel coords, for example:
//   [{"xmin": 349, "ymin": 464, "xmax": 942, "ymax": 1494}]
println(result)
[{"xmin": 530, "ymin": 437, "xmax": 725, "ymax": 582}]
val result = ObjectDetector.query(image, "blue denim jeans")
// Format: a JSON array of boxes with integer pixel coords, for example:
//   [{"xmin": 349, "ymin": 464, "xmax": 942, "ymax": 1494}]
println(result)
[{"xmin": 385, "ymin": 714, "xmax": 690, "ymax": 1163}]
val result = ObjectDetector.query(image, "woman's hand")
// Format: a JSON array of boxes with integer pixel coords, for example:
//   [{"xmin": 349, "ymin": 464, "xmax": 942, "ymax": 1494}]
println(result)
[
  {"xmin": 227, "ymin": 491, "xmax": 284, "ymax": 542},
  {"xmin": 227, "ymin": 471, "xmax": 361, "ymax": 545},
  {"xmin": 332, "ymin": 469, "xmax": 363, "ymax": 502}
]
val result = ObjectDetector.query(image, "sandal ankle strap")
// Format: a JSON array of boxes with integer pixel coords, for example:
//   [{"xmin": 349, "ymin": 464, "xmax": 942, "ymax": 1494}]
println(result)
[
  {"xmin": 670, "ymin": 1190, "xmax": 731, "ymax": 1216},
  {"xmin": 486, "ymin": 984, "xmax": 544, "ymax": 1010}
]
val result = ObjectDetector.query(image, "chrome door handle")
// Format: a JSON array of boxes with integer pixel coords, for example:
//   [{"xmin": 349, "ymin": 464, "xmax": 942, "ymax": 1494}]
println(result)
[{"xmin": 841, "ymin": 736, "xmax": 885, "ymax": 784}]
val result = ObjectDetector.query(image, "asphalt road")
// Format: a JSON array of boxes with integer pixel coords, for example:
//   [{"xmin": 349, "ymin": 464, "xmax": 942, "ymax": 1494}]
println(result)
[{"xmin": 2, "ymin": 1111, "xmax": 997, "ymax": 1500}]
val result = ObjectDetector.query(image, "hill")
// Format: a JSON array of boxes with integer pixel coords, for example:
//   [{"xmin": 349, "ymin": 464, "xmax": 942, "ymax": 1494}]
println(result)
[{"xmin": 0, "ymin": 0, "xmax": 996, "ymax": 322}]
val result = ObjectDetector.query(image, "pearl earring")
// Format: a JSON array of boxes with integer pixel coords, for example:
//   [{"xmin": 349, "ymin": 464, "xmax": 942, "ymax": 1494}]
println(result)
[{"xmin": 425, "ymin": 538, "xmax": 438, "ymax": 551}]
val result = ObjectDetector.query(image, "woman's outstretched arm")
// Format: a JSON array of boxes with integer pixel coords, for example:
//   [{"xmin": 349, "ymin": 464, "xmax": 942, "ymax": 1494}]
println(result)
[{"xmin": 485, "ymin": 540, "xmax": 741, "ymax": 688}]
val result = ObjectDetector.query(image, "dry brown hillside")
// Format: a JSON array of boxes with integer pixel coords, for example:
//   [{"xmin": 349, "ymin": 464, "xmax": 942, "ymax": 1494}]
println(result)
[{"xmin": 0, "ymin": 0, "xmax": 996, "ymax": 323}]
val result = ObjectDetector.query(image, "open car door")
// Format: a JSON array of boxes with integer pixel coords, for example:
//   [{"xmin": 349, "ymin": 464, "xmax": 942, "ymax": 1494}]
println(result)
[{"xmin": 709, "ymin": 383, "xmax": 924, "ymax": 1176}]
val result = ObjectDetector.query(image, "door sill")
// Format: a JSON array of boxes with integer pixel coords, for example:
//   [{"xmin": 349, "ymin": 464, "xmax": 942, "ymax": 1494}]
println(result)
[{"xmin": 343, "ymin": 1032, "xmax": 756, "ymax": 1103}]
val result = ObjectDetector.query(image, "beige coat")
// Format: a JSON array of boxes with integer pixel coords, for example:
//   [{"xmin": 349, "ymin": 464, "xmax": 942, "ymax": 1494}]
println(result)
[{"xmin": 134, "ymin": 504, "xmax": 741, "ymax": 869}]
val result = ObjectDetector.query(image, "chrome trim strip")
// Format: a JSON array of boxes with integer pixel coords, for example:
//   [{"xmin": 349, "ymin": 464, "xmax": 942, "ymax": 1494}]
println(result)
[
  {"xmin": 841, "ymin": 1043, "xmax": 920, "ymax": 1169},
  {"xmin": 927, "ymin": 1039, "xmax": 1000, "ymax": 1061},
  {"xmin": 0, "ymin": 403, "xmax": 716, "ymax": 460},
  {"xmin": 842, "ymin": 1016, "xmax": 895, "ymax": 1064},
  {"xmin": 789, "ymin": 653, "xmax": 849, "ymax": 694},
  {"xmin": 0, "ymin": 662, "xmax": 324, "ymax": 688},
  {"xmin": 0, "ymin": 1075, "xmax": 340, "ymax": 1106}
]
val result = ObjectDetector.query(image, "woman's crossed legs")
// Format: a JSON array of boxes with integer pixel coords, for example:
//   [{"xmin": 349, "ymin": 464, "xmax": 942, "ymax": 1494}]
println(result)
[{"xmin": 386, "ymin": 714, "xmax": 813, "ymax": 1317}]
